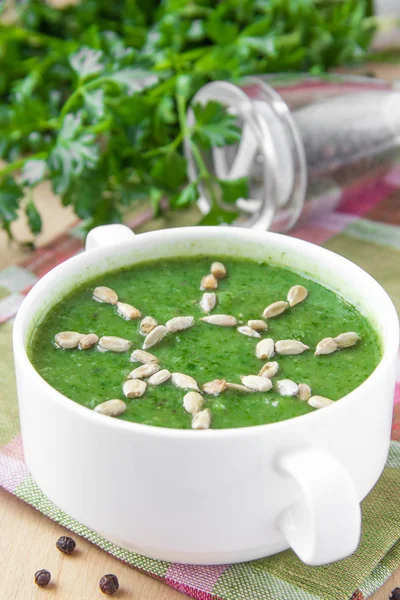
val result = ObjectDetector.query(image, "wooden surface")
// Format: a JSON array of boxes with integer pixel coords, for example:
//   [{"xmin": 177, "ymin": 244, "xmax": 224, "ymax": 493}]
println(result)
[
  {"xmin": 0, "ymin": 488, "xmax": 182, "ymax": 600},
  {"xmin": 1, "ymin": 62, "xmax": 400, "ymax": 600}
]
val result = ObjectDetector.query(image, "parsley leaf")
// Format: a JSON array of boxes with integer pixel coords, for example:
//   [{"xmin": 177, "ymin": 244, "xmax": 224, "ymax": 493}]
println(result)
[
  {"xmin": 25, "ymin": 199, "xmax": 42, "ymax": 235},
  {"xmin": 192, "ymin": 101, "xmax": 241, "ymax": 149},
  {"xmin": 0, "ymin": 176, "xmax": 24, "ymax": 236},
  {"xmin": 49, "ymin": 113, "xmax": 99, "ymax": 194},
  {"xmin": 218, "ymin": 177, "xmax": 249, "ymax": 204},
  {"xmin": 21, "ymin": 159, "xmax": 47, "ymax": 186},
  {"xmin": 69, "ymin": 48, "xmax": 104, "ymax": 79}
]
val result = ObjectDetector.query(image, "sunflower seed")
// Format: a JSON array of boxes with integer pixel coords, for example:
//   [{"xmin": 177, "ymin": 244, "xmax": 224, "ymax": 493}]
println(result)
[
  {"xmin": 237, "ymin": 326, "xmax": 261, "ymax": 338},
  {"xmin": 275, "ymin": 340, "xmax": 310, "ymax": 355},
  {"xmin": 308, "ymin": 395, "xmax": 334, "ymax": 409},
  {"xmin": 211, "ymin": 261, "xmax": 227, "ymax": 279},
  {"xmin": 241, "ymin": 375, "xmax": 273, "ymax": 392},
  {"xmin": 255, "ymin": 338, "xmax": 275, "ymax": 359},
  {"xmin": 201, "ymin": 314, "xmax": 237, "ymax": 327},
  {"xmin": 98, "ymin": 336, "xmax": 131, "ymax": 352},
  {"xmin": 166, "ymin": 316, "xmax": 194, "ymax": 333},
  {"xmin": 298, "ymin": 383, "xmax": 312, "ymax": 401},
  {"xmin": 259, "ymin": 361, "xmax": 279, "ymax": 378},
  {"xmin": 171, "ymin": 372, "xmax": 199, "ymax": 391},
  {"xmin": 276, "ymin": 379, "xmax": 299, "ymax": 396},
  {"xmin": 202, "ymin": 379, "xmax": 227, "ymax": 396},
  {"xmin": 183, "ymin": 391, "xmax": 204, "ymax": 415},
  {"xmin": 143, "ymin": 325, "xmax": 167, "ymax": 350},
  {"xmin": 139, "ymin": 316, "xmax": 158, "ymax": 335},
  {"xmin": 123, "ymin": 379, "xmax": 147, "ymax": 398},
  {"xmin": 54, "ymin": 331, "xmax": 84, "ymax": 349},
  {"xmin": 128, "ymin": 363, "xmax": 159, "ymax": 379},
  {"xmin": 130, "ymin": 349, "xmax": 159, "ymax": 364},
  {"xmin": 116, "ymin": 301, "xmax": 141, "ymax": 320},
  {"xmin": 200, "ymin": 273, "xmax": 218, "ymax": 290},
  {"xmin": 78, "ymin": 333, "xmax": 99, "ymax": 350},
  {"xmin": 148, "ymin": 369, "xmax": 171, "ymax": 385},
  {"xmin": 94, "ymin": 399, "xmax": 126, "ymax": 417},
  {"xmin": 226, "ymin": 382, "xmax": 254, "ymax": 393},
  {"xmin": 315, "ymin": 337, "xmax": 338, "ymax": 356},
  {"xmin": 93, "ymin": 286, "xmax": 118, "ymax": 305},
  {"xmin": 247, "ymin": 319, "xmax": 268, "ymax": 332},
  {"xmin": 333, "ymin": 332, "xmax": 360, "ymax": 349},
  {"xmin": 262, "ymin": 301, "xmax": 289, "ymax": 319},
  {"xmin": 199, "ymin": 292, "xmax": 217, "ymax": 313},
  {"xmin": 287, "ymin": 285, "xmax": 308, "ymax": 307},
  {"xmin": 192, "ymin": 408, "xmax": 211, "ymax": 430}
]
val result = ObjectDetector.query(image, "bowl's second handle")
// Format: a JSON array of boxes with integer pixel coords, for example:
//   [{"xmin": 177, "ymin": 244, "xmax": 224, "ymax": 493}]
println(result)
[
  {"xmin": 85, "ymin": 225, "xmax": 135, "ymax": 251},
  {"xmin": 278, "ymin": 447, "xmax": 361, "ymax": 566}
]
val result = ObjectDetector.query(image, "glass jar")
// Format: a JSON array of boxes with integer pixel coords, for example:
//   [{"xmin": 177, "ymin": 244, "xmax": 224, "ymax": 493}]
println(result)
[{"xmin": 185, "ymin": 74, "xmax": 400, "ymax": 231}]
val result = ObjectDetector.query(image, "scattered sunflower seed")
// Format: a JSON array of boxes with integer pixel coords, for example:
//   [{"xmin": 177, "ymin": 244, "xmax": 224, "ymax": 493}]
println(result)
[
  {"xmin": 128, "ymin": 363, "xmax": 159, "ymax": 379},
  {"xmin": 148, "ymin": 369, "xmax": 171, "ymax": 385},
  {"xmin": 287, "ymin": 285, "xmax": 308, "ymax": 307},
  {"xmin": 315, "ymin": 337, "xmax": 338, "ymax": 356},
  {"xmin": 139, "ymin": 316, "xmax": 158, "ymax": 335},
  {"xmin": 308, "ymin": 395, "xmax": 334, "ymax": 409},
  {"xmin": 200, "ymin": 273, "xmax": 218, "ymax": 290},
  {"xmin": 123, "ymin": 379, "xmax": 147, "ymax": 398},
  {"xmin": 183, "ymin": 391, "xmax": 204, "ymax": 414},
  {"xmin": 259, "ymin": 361, "xmax": 279, "ymax": 378},
  {"xmin": 116, "ymin": 301, "xmax": 141, "ymax": 320},
  {"xmin": 192, "ymin": 408, "xmax": 211, "ymax": 430},
  {"xmin": 171, "ymin": 372, "xmax": 199, "ymax": 391},
  {"xmin": 262, "ymin": 301, "xmax": 289, "ymax": 319},
  {"xmin": 130, "ymin": 349, "xmax": 159, "ymax": 364},
  {"xmin": 275, "ymin": 340, "xmax": 309, "ymax": 355},
  {"xmin": 241, "ymin": 375, "xmax": 273, "ymax": 392},
  {"xmin": 333, "ymin": 332, "xmax": 360, "ymax": 349},
  {"xmin": 199, "ymin": 292, "xmax": 216, "ymax": 313},
  {"xmin": 78, "ymin": 333, "xmax": 99, "ymax": 350},
  {"xmin": 237, "ymin": 325, "xmax": 261, "ymax": 338},
  {"xmin": 276, "ymin": 379, "xmax": 299, "ymax": 396},
  {"xmin": 298, "ymin": 383, "xmax": 312, "ymax": 401},
  {"xmin": 166, "ymin": 316, "xmax": 194, "ymax": 333},
  {"xmin": 255, "ymin": 338, "xmax": 275, "ymax": 359},
  {"xmin": 94, "ymin": 399, "xmax": 127, "ymax": 417},
  {"xmin": 98, "ymin": 336, "xmax": 131, "ymax": 352},
  {"xmin": 54, "ymin": 331, "xmax": 83, "ymax": 349},
  {"xmin": 211, "ymin": 261, "xmax": 227, "ymax": 279},
  {"xmin": 93, "ymin": 286, "xmax": 118, "ymax": 305},
  {"xmin": 226, "ymin": 382, "xmax": 254, "ymax": 393},
  {"xmin": 201, "ymin": 314, "xmax": 237, "ymax": 327},
  {"xmin": 247, "ymin": 319, "xmax": 268, "ymax": 332},
  {"xmin": 203, "ymin": 379, "xmax": 227, "ymax": 396},
  {"xmin": 143, "ymin": 325, "xmax": 167, "ymax": 350}
]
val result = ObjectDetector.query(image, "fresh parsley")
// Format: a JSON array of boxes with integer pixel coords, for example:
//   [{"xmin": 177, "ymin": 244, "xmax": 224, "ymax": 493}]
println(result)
[{"xmin": 0, "ymin": 0, "xmax": 375, "ymax": 237}]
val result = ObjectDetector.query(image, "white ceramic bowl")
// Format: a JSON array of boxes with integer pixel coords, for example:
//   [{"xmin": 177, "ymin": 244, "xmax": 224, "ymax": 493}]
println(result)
[{"xmin": 13, "ymin": 225, "xmax": 399, "ymax": 566}]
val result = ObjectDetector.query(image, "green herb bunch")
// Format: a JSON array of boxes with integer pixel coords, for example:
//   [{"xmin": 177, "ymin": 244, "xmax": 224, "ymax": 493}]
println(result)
[{"xmin": 0, "ymin": 0, "xmax": 374, "ymax": 237}]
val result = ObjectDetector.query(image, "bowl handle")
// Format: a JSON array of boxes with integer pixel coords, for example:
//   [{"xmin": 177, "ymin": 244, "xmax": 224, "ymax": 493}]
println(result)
[
  {"xmin": 85, "ymin": 225, "xmax": 135, "ymax": 251},
  {"xmin": 278, "ymin": 447, "xmax": 361, "ymax": 566}
]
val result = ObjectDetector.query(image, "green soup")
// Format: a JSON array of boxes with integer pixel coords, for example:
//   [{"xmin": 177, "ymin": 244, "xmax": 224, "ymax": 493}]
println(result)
[{"xmin": 29, "ymin": 256, "xmax": 380, "ymax": 429}]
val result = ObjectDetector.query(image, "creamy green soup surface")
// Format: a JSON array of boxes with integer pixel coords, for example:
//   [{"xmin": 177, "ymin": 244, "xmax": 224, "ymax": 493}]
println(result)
[{"xmin": 29, "ymin": 256, "xmax": 380, "ymax": 429}]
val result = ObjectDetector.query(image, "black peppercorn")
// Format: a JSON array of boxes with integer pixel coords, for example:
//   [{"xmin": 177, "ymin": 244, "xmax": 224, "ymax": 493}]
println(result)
[
  {"xmin": 35, "ymin": 569, "xmax": 51, "ymax": 587},
  {"xmin": 390, "ymin": 589, "xmax": 400, "ymax": 600},
  {"xmin": 56, "ymin": 535, "xmax": 76, "ymax": 555},
  {"xmin": 99, "ymin": 574, "xmax": 119, "ymax": 595}
]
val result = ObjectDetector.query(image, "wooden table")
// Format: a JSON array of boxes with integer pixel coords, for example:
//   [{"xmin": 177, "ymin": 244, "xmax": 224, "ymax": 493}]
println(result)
[{"xmin": 1, "ymin": 63, "xmax": 400, "ymax": 600}]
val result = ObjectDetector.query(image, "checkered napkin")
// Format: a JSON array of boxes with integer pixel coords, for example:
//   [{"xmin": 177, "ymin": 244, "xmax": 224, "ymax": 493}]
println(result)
[{"xmin": 1, "ymin": 172, "xmax": 400, "ymax": 600}]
